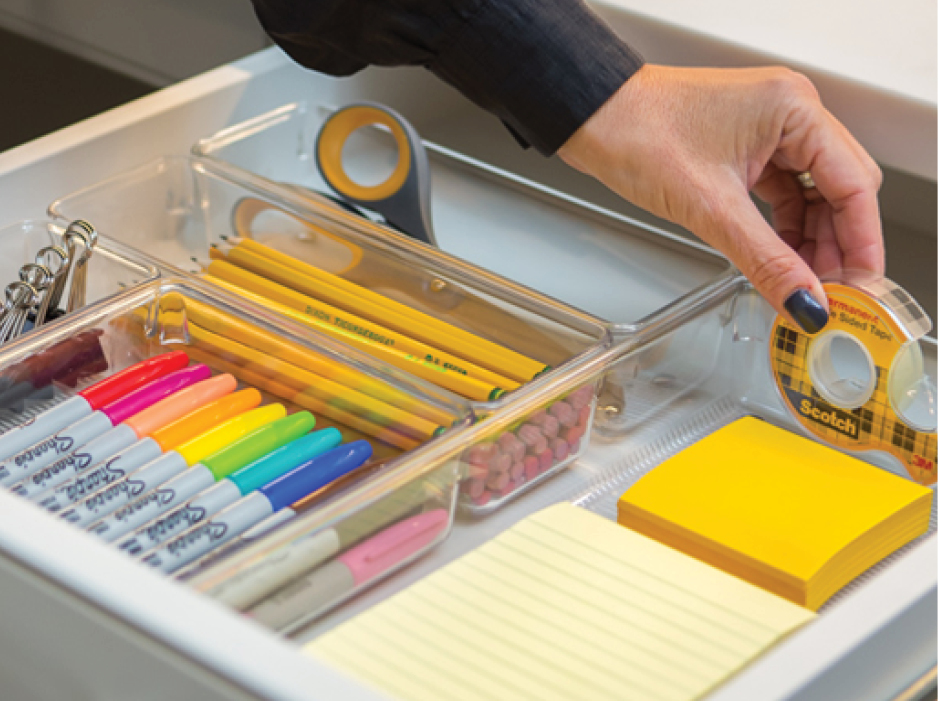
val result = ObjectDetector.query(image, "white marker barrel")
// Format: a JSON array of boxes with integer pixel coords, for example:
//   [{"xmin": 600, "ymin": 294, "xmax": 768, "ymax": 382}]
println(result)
[
  {"xmin": 141, "ymin": 494, "xmax": 273, "ymax": 574},
  {"xmin": 62, "ymin": 452, "xmax": 188, "ymax": 530},
  {"xmin": 9, "ymin": 423, "xmax": 138, "ymax": 499},
  {"xmin": 37, "ymin": 438, "xmax": 163, "ymax": 512},
  {"xmin": 85, "ymin": 461, "xmax": 214, "ymax": 541},
  {"xmin": 0, "ymin": 395, "xmax": 91, "ymax": 462},
  {"xmin": 118, "ymin": 481, "xmax": 242, "ymax": 556},
  {"xmin": 0, "ymin": 411, "xmax": 112, "ymax": 487}
]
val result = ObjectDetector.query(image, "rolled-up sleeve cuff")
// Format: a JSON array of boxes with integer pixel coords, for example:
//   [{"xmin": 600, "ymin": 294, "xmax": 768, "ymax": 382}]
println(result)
[{"xmin": 430, "ymin": 0, "xmax": 644, "ymax": 155}]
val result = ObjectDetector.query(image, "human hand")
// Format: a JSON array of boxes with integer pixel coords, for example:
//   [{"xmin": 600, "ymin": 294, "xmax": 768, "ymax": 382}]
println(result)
[{"xmin": 558, "ymin": 64, "xmax": 884, "ymax": 333}]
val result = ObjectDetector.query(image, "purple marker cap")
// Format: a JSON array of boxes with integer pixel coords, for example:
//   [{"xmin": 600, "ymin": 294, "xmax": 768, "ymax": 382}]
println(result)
[{"xmin": 101, "ymin": 364, "xmax": 211, "ymax": 425}]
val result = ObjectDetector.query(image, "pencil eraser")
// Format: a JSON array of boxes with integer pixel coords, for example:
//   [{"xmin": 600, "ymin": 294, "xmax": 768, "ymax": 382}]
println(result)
[
  {"xmin": 467, "ymin": 443, "xmax": 498, "ymax": 465},
  {"xmin": 486, "ymin": 470, "xmax": 511, "ymax": 492},
  {"xmin": 466, "ymin": 478, "xmax": 486, "ymax": 499},
  {"xmin": 548, "ymin": 402, "xmax": 577, "ymax": 428},
  {"xmin": 465, "ymin": 462, "xmax": 488, "ymax": 480},
  {"xmin": 471, "ymin": 490, "xmax": 491, "ymax": 507},
  {"xmin": 509, "ymin": 461, "xmax": 524, "ymax": 482},
  {"xmin": 537, "ymin": 449, "xmax": 554, "ymax": 472},
  {"xmin": 497, "ymin": 433, "xmax": 526, "ymax": 463},
  {"xmin": 490, "ymin": 453, "xmax": 512, "ymax": 475},
  {"xmin": 568, "ymin": 385, "xmax": 593, "ymax": 411},
  {"xmin": 529, "ymin": 411, "xmax": 560, "ymax": 438},
  {"xmin": 523, "ymin": 456, "xmax": 540, "ymax": 481},
  {"xmin": 578, "ymin": 405, "xmax": 591, "ymax": 427},
  {"xmin": 550, "ymin": 437, "xmax": 570, "ymax": 462}
]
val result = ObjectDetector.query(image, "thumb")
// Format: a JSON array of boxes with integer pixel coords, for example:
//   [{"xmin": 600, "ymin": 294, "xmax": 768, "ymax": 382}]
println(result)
[{"xmin": 705, "ymin": 185, "xmax": 830, "ymax": 334}]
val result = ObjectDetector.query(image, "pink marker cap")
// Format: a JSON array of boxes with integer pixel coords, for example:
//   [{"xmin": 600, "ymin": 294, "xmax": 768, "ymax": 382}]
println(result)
[
  {"xmin": 101, "ymin": 364, "xmax": 212, "ymax": 425},
  {"xmin": 339, "ymin": 509, "xmax": 449, "ymax": 584}
]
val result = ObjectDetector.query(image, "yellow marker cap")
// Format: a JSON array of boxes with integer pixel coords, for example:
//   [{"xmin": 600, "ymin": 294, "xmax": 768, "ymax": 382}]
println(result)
[
  {"xmin": 152, "ymin": 388, "xmax": 262, "ymax": 452},
  {"xmin": 176, "ymin": 403, "xmax": 286, "ymax": 466}
]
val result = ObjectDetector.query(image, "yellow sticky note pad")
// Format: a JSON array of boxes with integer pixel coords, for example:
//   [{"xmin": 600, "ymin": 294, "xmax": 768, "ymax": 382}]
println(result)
[{"xmin": 618, "ymin": 416, "xmax": 933, "ymax": 610}]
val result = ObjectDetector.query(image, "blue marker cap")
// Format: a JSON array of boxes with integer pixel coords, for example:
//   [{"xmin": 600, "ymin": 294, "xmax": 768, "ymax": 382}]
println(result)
[
  {"xmin": 229, "ymin": 428, "xmax": 343, "ymax": 495},
  {"xmin": 259, "ymin": 440, "xmax": 373, "ymax": 511}
]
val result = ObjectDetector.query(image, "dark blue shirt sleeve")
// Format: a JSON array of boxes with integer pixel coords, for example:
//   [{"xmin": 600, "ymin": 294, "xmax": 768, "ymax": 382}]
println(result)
[{"xmin": 250, "ymin": 0, "xmax": 644, "ymax": 155}]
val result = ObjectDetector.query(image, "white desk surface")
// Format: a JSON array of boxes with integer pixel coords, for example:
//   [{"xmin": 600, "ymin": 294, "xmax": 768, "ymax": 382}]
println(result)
[{"xmin": 593, "ymin": 0, "xmax": 937, "ymax": 180}]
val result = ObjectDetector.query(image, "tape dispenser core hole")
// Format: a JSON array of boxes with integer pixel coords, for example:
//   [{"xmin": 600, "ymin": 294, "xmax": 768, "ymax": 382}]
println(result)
[
  {"xmin": 341, "ymin": 124, "xmax": 400, "ymax": 188},
  {"xmin": 808, "ymin": 330, "xmax": 876, "ymax": 409}
]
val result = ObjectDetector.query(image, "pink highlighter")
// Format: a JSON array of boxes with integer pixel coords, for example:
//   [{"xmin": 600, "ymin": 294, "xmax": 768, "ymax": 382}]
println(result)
[{"xmin": 248, "ymin": 509, "xmax": 450, "ymax": 631}]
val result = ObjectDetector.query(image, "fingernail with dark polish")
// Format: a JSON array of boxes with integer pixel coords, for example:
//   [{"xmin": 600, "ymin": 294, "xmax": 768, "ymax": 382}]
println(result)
[{"xmin": 784, "ymin": 289, "xmax": 829, "ymax": 334}]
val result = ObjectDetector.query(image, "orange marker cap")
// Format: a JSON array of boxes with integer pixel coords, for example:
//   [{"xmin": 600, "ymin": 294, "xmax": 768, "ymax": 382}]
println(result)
[
  {"xmin": 152, "ymin": 388, "xmax": 262, "ymax": 452},
  {"xmin": 123, "ymin": 374, "xmax": 237, "ymax": 439},
  {"xmin": 176, "ymin": 404, "xmax": 286, "ymax": 467}
]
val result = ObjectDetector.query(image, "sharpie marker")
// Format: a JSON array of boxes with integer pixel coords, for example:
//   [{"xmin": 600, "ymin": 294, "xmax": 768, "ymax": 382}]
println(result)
[
  {"xmin": 118, "ymin": 427, "xmax": 341, "ymax": 555},
  {"xmin": 7, "ymin": 365, "xmax": 212, "ymax": 498},
  {"xmin": 192, "ymin": 477, "xmax": 428, "ymax": 610},
  {"xmin": 0, "ymin": 330, "xmax": 105, "ymax": 410},
  {"xmin": 0, "ymin": 351, "xmax": 187, "ymax": 461},
  {"xmin": 79, "ymin": 406, "xmax": 298, "ymax": 539},
  {"xmin": 0, "ymin": 362, "xmax": 203, "ymax": 487},
  {"xmin": 247, "ymin": 509, "xmax": 449, "ymax": 630},
  {"xmin": 62, "ymin": 401, "xmax": 277, "ymax": 534},
  {"xmin": 35, "ymin": 374, "xmax": 237, "ymax": 512},
  {"xmin": 141, "ymin": 440, "xmax": 374, "ymax": 574}
]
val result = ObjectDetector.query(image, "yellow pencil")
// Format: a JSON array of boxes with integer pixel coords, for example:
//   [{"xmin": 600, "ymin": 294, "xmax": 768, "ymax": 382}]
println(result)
[
  {"xmin": 208, "ymin": 258, "xmax": 514, "ymax": 389},
  {"xmin": 204, "ymin": 265, "xmax": 513, "ymax": 400},
  {"xmin": 159, "ymin": 310, "xmax": 442, "ymax": 443},
  {"xmin": 227, "ymin": 239, "xmax": 547, "ymax": 383},
  {"xmin": 157, "ymin": 292, "xmax": 455, "ymax": 427},
  {"xmin": 185, "ymin": 346, "xmax": 420, "ymax": 452}
]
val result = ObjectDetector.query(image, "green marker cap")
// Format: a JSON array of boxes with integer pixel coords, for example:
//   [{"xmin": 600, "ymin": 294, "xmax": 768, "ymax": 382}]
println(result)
[
  {"xmin": 202, "ymin": 411, "xmax": 316, "ymax": 481},
  {"xmin": 229, "ymin": 427, "xmax": 343, "ymax": 494}
]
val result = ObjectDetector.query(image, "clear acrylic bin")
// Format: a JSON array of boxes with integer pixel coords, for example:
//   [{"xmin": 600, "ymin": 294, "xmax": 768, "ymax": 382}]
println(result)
[
  {"xmin": 193, "ymin": 101, "xmax": 733, "ymax": 326},
  {"xmin": 48, "ymin": 157, "xmax": 612, "ymax": 513},
  {"xmin": 0, "ymin": 276, "xmax": 471, "ymax": 628}
]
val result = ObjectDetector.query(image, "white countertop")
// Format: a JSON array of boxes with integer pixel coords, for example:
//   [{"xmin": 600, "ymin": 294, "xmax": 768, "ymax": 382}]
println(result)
[{"xmin": 593, "ymin": 0, "xmax": 937, "ymax": 180}]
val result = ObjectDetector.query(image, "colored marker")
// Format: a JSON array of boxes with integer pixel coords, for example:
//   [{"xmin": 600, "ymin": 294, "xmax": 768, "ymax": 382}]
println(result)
[
  {"xmin": 247, "ymin": 509, "xmax": 448, "ymax": 630},
  {"xmin": 0, "ymin": 330, "xmax": 105, "ymax": 410},
  {"xmin": 59, "ymin": 401, "xmax": 277, "ymax": 533},
  {"xmin": 35, "ymin": 374, "xmax": 238, "ymax": 512},
  {"xmin": 189, "ymin": 464, "xmax": 426, "ymax": 611},
  {"xmin": 141, "ymin": 440, "xmax": 374, "ymax": 574},
  {"xmin": 0, "ymin": 351, "xmax": 188, "ymax": 465},
  {"xmin": 78, "ymin": 406, "xmax": 300, "ymax": 539},
  {"xmin": 0, "ymin": 360, "xmax": 199, "ymax": 487},
  {"xmin": 7, "ymin": 365, "xmax": 212, "ymax": 498},
  {"xmin": 118, "ymin": 428, "xmax": 341, "ymax": 555}
]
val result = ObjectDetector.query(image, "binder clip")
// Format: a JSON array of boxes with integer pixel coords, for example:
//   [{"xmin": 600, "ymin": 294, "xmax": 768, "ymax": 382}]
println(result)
[
  {"xmin": 770, "ymin": 271, "xmax": 937, "ymax": 484},
  {"xmin": 0, "ymin": 220, "xmax": 97, "ymax": 347}
]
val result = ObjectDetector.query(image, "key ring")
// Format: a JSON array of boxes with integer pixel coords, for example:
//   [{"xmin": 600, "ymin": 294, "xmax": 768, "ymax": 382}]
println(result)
[{"xmin": 315, "ymin": 103, "xmax": 437, "ymax": 247}]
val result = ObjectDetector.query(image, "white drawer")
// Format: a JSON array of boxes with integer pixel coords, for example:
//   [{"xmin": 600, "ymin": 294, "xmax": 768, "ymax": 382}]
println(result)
[{"xmin": 0, "ymin": 48, "xmax": 932, "ymax": 701}]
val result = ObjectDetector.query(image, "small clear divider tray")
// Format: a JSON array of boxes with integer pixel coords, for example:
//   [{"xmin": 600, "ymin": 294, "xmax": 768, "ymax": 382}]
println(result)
[
  {"xmin": 0, "ymin": 219, "xmax": 157, "ymax": 366},
  {"xmin": 0, "ymin": 276, "xmax": 472, "ymax": 631},
  {"xmin": 49, "ymin": 157, "xmax": 613, "ymax": 513}
]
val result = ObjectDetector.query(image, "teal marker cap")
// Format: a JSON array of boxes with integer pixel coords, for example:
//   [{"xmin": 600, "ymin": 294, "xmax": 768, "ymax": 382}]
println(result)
[
  {"xmin": 228, "ymin": 427, "xmax": 342, "ymax": 494},
  {"xmin": 202, "ymin": 411, "xmax": 316, "ymax": 481}
]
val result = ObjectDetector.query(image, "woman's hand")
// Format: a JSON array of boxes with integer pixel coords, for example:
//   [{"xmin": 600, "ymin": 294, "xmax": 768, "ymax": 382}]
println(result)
[{"xmin": 558, "ymin": 64, "xmax": 884, "ymax": 333}]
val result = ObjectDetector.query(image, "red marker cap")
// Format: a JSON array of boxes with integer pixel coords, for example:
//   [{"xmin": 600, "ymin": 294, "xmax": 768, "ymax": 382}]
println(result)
[{"xmin": 79, "ymin": 351, "xmax": 190, "ymax": 410}]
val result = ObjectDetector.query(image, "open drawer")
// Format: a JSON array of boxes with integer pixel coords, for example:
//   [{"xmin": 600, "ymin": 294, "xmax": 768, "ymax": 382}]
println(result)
[{"xmin": 0, "ymin": 47, "xmax": 932, "ymax": 701}]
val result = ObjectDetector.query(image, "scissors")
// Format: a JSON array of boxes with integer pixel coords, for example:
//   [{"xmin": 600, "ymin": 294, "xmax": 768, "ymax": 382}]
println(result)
[{"xmin": 229, "ymin": 104, "xmax": 576, "ymax": 364}]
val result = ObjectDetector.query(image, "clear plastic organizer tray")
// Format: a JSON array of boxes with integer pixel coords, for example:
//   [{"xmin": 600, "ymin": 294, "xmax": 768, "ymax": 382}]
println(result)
[
  {"xmin": 0, "ymin": 276, "xmax": 473, "ymax": 629},
  {"xmin": 49, "ymin": 157, "xmax": 613, "ymax": 513},
  {"xmin": 0, "ymin": 219, "xmax": 157, "ymax": 368},
  {"xmin": 193, "ymin": 101, "xmax": 733, "ymax": 328},
  {"xmin": 300, "ymin": 276, "xmax": 936, "ymax": 662}
]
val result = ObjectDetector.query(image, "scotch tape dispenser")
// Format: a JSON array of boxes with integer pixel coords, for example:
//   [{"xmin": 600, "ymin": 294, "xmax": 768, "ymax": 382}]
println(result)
[{"xmin": 770, "ymin": 271, "xmax": 937, "ymax": 485}]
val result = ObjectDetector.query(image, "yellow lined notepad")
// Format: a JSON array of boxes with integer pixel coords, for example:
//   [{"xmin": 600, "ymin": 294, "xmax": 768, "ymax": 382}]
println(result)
[
  {"xmin": 307, "ymin": 503, "xmax": 814, "ymax": 701},
  {"xmin": 618, "ymin": 417, "xmax": 933, "ymax": 611}
]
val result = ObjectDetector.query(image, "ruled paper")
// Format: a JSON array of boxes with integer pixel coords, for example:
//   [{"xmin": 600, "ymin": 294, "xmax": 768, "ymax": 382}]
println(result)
[{"xmin": 307, "ymin": 503, "xmax": 814, "ymax": 701}]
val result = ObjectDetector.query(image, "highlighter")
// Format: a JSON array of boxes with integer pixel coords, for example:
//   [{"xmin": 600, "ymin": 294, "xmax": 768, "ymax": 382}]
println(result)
[
  {"xmin": 57, "ymin": 399, "xmax": 274, "ymax": 531},
  {"xmin": 75, "ymin": 405, "xmax": 296, "ymax": 539},
  {"xmin": 141, "ymin": 440, "xmax": 374, "ymax": 574},
  {"xmin": 118, "ymin": 427, "xmax": 341, "ymax": 556},
  {"xmin": 34, "ymin": 375, "xmax": 238, "ymax": 512},
  {"xmin": 247, "ymin": 509, "xmax": 448, "ymax": 631},
  {"xmin": 0, "ymin": 350, "xmax": 187, "ymax": 461},
  {"xmin": 7, "ymin": 365, "xmax": 213, "ymax": 498},
  {"xmin": 0, "ymin": 361, "xmax": 202, "ymax": 487}
]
